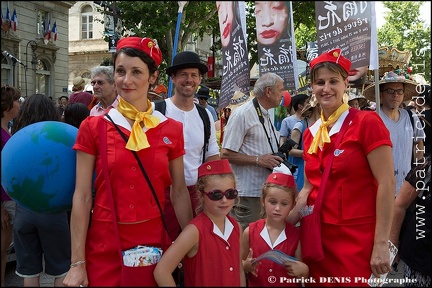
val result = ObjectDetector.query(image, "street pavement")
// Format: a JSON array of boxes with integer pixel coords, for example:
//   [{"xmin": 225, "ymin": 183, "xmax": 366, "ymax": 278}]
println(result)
[
  {"xmin": 5, "ymin": 261, "xmax": 53, "ymax": 287},
  {"xmin": 5, "ymin": 258, "xmax": 405, "ymax": 287}
]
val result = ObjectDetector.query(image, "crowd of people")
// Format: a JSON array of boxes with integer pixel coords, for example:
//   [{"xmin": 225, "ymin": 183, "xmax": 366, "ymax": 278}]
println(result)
[{"xmin": 1, "ymin": 36, "xmax": 430, "ymax": 288}]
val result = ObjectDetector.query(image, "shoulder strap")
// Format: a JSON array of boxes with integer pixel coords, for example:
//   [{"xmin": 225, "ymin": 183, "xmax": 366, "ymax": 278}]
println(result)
[
  {"xmin": 154, "ymin": 99, "xmax": 167, "ymax": 115},
  {"xmin": 405, "ymin": 108, "xmax": 418, "ymax": 167},
  {"xmin": 104, "ymin": 113, "xmax": 169, "ymax": 232},
  {"xmin": 405, "ymin": 107, "xmax": 415, "ymax": 130},
  {"xmin": 195, "ymin": 103, "xmax": 211, "ymax": 163},
  {"xmin": 154, "ymin": 100, "xmax": 210, "ymax": 163}
]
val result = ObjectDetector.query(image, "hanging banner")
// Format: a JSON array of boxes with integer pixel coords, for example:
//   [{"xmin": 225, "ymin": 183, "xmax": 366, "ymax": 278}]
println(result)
[
  {"xmin": 315, "ymin": 1, "xmax": 376, "ymax": 85},
  {"xmin": 207, "ymin": 56, "xmax": 214, "ymax": 77},
  {"xmin": 256, "ymin": 1, "xmax": 298, "ymax": 90},
  {"xmin": 216, "ymin": 1, "xmax": 250, "ymax": 111}
]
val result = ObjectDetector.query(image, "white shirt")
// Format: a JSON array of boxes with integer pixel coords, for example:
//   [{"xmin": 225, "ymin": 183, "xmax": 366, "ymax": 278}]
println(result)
[{"xmin": 164, "ymin": 98, "xmax": 219, "ymax": 186}]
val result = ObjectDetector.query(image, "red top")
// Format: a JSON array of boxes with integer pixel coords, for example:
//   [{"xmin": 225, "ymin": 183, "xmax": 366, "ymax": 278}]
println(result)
[
  {"xmin": 303, "ymin": 110, "xmax": 392, "ymax": 225},
  {"xmin": 248, "ymin": 219, "xmax": 301, "ymax": 287},
  {"xmin": 183, "ymin": 213, "xmax": 241, "ymax": 287},
  {"xmin": 69, "ymin": 91, "xmax": 93, "ymax": 107},
  {"xmin": 73, "ymin": 110, "xmax": 184, "ymax": 286},
  {"xmin": 301, "ymin": 110, "xmax": 392, "ymax": 286}
]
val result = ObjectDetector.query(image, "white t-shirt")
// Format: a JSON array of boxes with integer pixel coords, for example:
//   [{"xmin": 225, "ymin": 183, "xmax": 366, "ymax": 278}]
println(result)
[
  {"xmin": 164, "ymin": 99, "xmax": 219, "ymax": 186},
  {"xmin": 379, "ymin": 108, "xmax": 425, "ymax": 195}
]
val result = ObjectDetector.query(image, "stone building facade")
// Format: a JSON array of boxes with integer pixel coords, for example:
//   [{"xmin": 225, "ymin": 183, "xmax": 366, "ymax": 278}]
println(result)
[
  {"xmin": 1, "ymin": 1, "xmax": 216, "ymax": 100},
  {"xmin": 68, "ymin": 1, "xmax": 216, "ymax": 93},
  {"xmin": 1, "ymin": 1, "xmax": 74, "ymax": 101}
]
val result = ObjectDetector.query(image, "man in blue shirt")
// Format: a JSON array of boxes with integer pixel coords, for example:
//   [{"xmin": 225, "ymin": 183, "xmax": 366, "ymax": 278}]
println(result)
[{"xmin": 196, "ymin": 85, "xmax": 218, "ymax": 122}]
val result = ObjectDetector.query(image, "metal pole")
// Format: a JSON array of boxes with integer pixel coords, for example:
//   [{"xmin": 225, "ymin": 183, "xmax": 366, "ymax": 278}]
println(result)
[
  {"xmin": 374, "ymin": 69, "xmax": 380, "ymax": 114},
  {"xmin": 167, "ymin": 1, "xmax": 188, "ymax": 98}
]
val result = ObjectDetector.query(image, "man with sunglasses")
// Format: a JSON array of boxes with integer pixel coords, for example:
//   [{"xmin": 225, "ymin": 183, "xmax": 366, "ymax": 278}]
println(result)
[
  {"xmin": 89, "ymin": 66, "xmax": 119, "ymax": 116},
  {"xmin": 363, "ymin": 71, "xmax": 425, "ymax": 197}
]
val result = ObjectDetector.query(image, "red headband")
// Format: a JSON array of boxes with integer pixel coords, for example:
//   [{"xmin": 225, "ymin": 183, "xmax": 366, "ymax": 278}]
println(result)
[
  {"xmin": 265, "ymin": 172, "xmax": 295, "ymax": 188},
  {"xmin": 198, "ymin": 159, "xmax": 233, "ymax": 177},
  {"xmin": 116, "ymin": 37, "xmax": 162, "ymax": 66},
  {"xmin": 310, "ymin": 48, "xmax": 351, "ymax": 74}
]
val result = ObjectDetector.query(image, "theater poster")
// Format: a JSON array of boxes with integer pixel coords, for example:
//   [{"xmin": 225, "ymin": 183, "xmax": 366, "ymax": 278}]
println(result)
[
  {"xmin": 255, "ymin": 1, "xmax": 298, "ymax": 90},
  {"xmin": 217, "ymin": 1, "xmax": 250, "ymax": 111},
  {"xmin": 315, "ymin": 1, "xmax": 379, "ymax": 85}
]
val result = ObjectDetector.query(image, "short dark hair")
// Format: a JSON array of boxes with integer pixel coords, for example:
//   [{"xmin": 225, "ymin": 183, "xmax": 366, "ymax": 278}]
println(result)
[{"xmin": 292, "ymin": 94, "xmax": 309, "ymax": 111}]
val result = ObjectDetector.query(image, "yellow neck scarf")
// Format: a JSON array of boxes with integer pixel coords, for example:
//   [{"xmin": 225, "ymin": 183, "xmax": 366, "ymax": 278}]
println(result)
[
  {"xmin": 116, "ymin": 98, "xmax": 161, "ymax": 151},
  {"xmin": 308, "ymin": 103, "xmax": 349, "ymax": 154}
]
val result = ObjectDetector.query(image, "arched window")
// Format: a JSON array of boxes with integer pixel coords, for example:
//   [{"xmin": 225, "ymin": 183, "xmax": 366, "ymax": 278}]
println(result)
[
  {"xmin": 81, "ymin": 5, "xmax": 93, "ymax": 39},
  {"xmin": 1, "ymin": 57, "xmax": 13, "ymax": 86},
  {"xmin": 35, "ymin": 59, "xmax": 51, "ymax": 96}
]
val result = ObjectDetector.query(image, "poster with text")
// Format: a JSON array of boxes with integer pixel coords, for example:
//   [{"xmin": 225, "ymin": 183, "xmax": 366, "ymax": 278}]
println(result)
[
  {"xmin": 256, "ymin": 1, "xmax": 298, "ymax": 90},
  {"xmin": 315, "ymin": 1, "xmax": 376, "ymax": 84},
  {"xmin": 217, "ymin": 1, "xmax": 250, "ymax": 111}
]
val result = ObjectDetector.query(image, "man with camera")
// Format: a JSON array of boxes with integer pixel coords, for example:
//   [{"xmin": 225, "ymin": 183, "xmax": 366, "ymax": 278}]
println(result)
[{"xmin": 221, "ymin": 72, "xmax": 292, "ymax": 230}]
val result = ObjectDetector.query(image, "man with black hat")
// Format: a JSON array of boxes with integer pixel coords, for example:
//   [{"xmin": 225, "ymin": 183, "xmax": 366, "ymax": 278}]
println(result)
[
  {"xmin": 162, "ymin": 51, "xmax": 220, "ymax": 241},
  {"xmin": 196, "ymin": 85, "xmax": 218, "ymax": 122}
]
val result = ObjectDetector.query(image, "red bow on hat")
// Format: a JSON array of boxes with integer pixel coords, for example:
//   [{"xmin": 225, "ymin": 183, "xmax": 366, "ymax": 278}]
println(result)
[
  {"xmin": 310, "ymin": 48, "xmax": 351, "ymax": 74},
  {"xmin": 116, "ymin": 37, "xmax": 162, "ymax": 66},
  {"xmin": 265, "ymin": 172, "xmax": 295, "ymax": 188}
]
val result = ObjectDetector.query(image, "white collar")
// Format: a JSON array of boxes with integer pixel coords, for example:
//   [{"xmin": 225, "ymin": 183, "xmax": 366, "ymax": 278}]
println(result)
[
  {"xmin": 309, "ymin": 109, "xmax": 349, "ymax": 138},
  {"xmin": 104, "ymin": 102, "xmax": 168, "ymax": 131},
  {"xmin": 259, "ymin": 224, "xmax": 286, "ymax": 249},
  {"xmin": 212, "ymin": 217, "xmax": 234, "ymax": 242}
]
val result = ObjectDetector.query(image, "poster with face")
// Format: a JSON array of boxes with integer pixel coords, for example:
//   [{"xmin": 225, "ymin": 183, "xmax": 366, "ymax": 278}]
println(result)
[
  {"xmin": 256, "ymin": 1, "xmax": 299, "ymax": 90},
  {"xmin": 217, "ymin": 1, "xmax": 251, "ymax": 110}
]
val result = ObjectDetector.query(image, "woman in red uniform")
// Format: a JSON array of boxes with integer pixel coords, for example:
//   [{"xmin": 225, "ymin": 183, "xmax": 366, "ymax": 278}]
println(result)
[
  {"xmin": 63, "ymin": 37, "xmax": 193, "ymax": 287},
  {"xmin": 288, "ymin": 48, "xmax": 395, "ymax": 286}
]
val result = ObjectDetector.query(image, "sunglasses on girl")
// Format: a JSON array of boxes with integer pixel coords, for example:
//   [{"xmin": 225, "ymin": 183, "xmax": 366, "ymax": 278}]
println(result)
[{"xmin": 202, "ymin": 188, "xmax": 238, "ymax": 201}]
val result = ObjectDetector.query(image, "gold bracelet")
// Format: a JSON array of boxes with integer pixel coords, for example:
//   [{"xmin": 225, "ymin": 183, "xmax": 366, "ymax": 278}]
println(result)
[{"xmin": 70, "ymin": 260, "xmax": 86, "ymax": 268}]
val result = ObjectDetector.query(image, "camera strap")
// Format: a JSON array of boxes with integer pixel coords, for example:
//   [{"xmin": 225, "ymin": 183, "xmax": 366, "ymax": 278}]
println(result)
[{"xmin": 253, "ymin": 97, "xmax": 278, "ymax": 154}]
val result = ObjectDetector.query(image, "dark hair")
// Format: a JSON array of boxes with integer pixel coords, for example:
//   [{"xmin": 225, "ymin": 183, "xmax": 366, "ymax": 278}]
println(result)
[
  {"xmin": 64, "ymin": 102, "xmax": 90, "ymax": 129},
  {"xmin": 11, "ymin": 94, "xmax": 60, "ymax": 134},
  {"xmin": 1, "ymin": 85, "xmax": 21, "ymax": 118},
  {"xmin": 113, "ymin": 47, "xmax": 158, "ymax": 76},
  {"xmin": 292, "ymin": 94, "xmax": 309, "ymax": 111}
]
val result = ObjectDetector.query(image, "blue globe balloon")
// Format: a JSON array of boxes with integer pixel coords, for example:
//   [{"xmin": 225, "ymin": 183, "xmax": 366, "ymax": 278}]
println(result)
[{"xmin": 1, "ymin": 121, "xmax": 78, "ymax": 214}]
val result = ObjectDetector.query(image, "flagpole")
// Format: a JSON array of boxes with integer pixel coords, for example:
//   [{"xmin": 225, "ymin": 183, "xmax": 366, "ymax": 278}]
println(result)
[{"xmin": 167, "ymin": 1, "xmax": 188, "ymax": 98}]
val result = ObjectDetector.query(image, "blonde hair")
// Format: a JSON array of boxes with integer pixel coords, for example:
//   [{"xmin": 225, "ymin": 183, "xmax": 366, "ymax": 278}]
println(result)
[
  {"xmin": 310, "ymin": 62, "xmax": 348, "ymax": 83},
  {"xmin": 260, "ymin": 183, "xmax": 296, "ymax": 218},
  {"xmin": 195, "ymin": 173, "xmax": 236, "ymax": 215}
]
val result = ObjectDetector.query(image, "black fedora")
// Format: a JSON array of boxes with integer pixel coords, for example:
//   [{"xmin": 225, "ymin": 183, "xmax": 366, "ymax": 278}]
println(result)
[
  {"xmin": 166, "ymin": 51, "xmax": 208, "ymax": 76},
  {"xmin": 195, "ymin": 85, "xmax": 210, "ymax": 99}
]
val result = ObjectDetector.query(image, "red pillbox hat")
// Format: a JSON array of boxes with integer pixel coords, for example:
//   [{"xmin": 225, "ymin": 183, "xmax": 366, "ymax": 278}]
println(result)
[
  {"xmin": 116, "ymin": 37, "xmax": 162, "ymax": 67},
  {"xmin": 198, "ymin": 159, "xmax": 233, "ymax": 178},
  {"xmin": 310, "ymin": 48, "xmax": 351, "ymax": 74},
  {"xmin": 265, "ymin": 172, "xmax": 295, "ymax": 188}
]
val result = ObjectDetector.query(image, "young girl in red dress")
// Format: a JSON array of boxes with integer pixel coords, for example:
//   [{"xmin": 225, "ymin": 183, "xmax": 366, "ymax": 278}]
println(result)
[
  {"xmin": 242, "ymin": 172, "xmax": 309, "ymax": 286},
  {"xmin": 154, "ymin": 159, "xmax": 246, "ymax": 286}
]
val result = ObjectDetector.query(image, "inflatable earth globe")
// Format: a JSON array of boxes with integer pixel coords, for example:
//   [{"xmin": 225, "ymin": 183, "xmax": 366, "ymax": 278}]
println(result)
[{"xmin": 1, "ymin": 121, "xmax": 78, "ymax": 214}]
